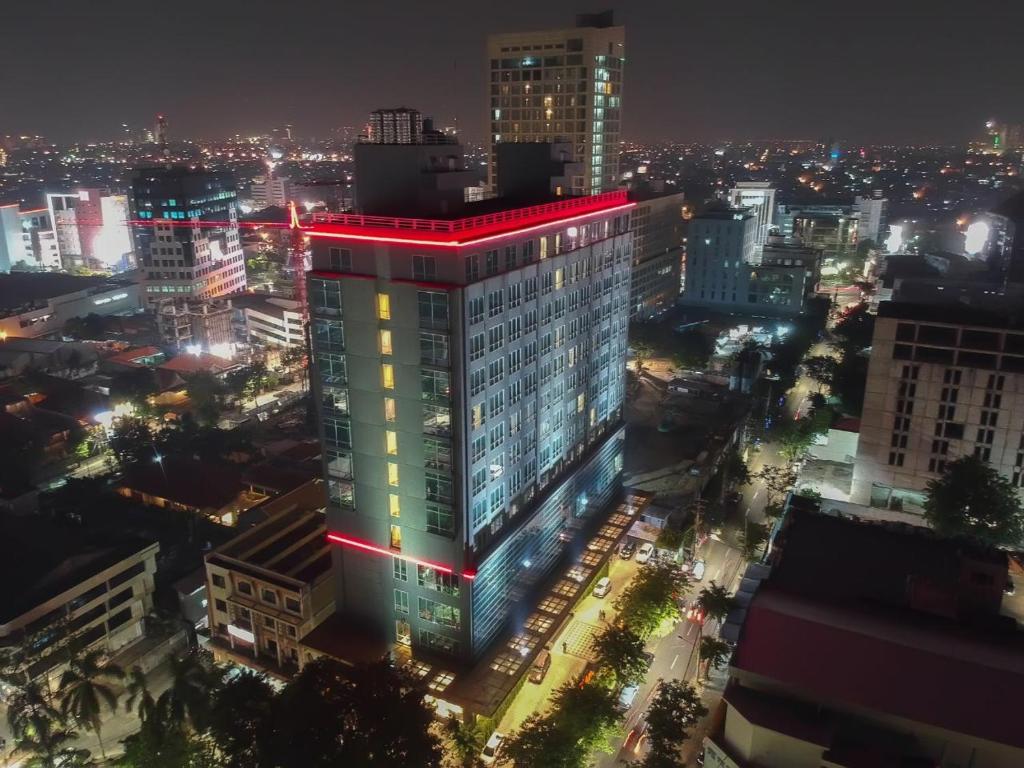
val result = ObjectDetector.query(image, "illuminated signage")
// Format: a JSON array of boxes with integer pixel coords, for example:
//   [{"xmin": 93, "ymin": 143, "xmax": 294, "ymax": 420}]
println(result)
[{"xmin": 93, "ymin": 292, "xmax": 128, "ymax": 306}]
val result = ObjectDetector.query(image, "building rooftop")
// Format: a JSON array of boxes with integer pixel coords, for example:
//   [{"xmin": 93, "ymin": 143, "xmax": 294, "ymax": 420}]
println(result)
[
  {"xmin": 306, "ymin": 190, "xmax": 631, "ymax": 246},
  {"xmin": 230, "ymin": 293, "xmax": 301, "ymax": 320},
  {"xmin": 878, "ymin": 300, "xmax": 1024, "ymax": 330},
  {"xmin": 0, "ymin": 273, "xmax": 135, "ymax": 317},
  {"xmin": 0, "ymin": 515, "xmax": 156, "ymax": 625},
  {"xmin": 120, "ymin": 456, "xmax": 244, "ymax": 511}
]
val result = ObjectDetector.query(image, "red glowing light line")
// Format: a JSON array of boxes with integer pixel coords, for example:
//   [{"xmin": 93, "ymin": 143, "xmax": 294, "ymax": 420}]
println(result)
[
  {"xmin": 304, "ymin": 202, "xmax": 636, "ymax": 248},
  {"xmin": 326, "ymin": 533, "xmax": 477, "ymax": 580}
]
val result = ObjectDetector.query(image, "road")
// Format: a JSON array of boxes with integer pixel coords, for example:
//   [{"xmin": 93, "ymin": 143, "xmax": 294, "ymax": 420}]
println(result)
[{"xmin": 594, "ymin": 538, "xmax": 743, "ymax": 767}]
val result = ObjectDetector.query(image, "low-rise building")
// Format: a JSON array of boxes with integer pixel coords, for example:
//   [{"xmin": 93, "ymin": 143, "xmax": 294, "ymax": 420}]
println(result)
[
  {"xmin": 0, "ymin": 516, "xmax": 158, "ymax": 683},
  {"xmin": 709, "ymin": 501, "xmax": 1024, "ymax": 768},
  {"xmin": 230, "ymin": 293, "xmax": 305, "ymax": 348},
  {"xmin": 156, "ymin": 297, "xmax": 234, "ymax": 354},
  {"xmin": 205, "ymin": 479, "xmax": 333, "ymax": 678},
  {"xmin": 0, "ymin": 272, "xmax": 141, "ymax": 339}
]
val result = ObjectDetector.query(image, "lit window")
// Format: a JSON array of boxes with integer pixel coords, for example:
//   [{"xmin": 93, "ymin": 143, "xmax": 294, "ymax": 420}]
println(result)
[
  {"xmin": 377, "ymin": 293, "xmax": 391, "ymax": 320},
  {"xmin": 577, "ymin": 393, "xmax": 585, "ymax": 413},
  {"xmin": 382, "ymin": 363, "xmax": 395, "ymax": 389},
  {"xmin": 386, "ymin": 430, "xmax": 398, "ymax": 455},
  {"xmin": 388, "ymin": 463, "xmax": 400, "ymax": 487},
  {"xmin": 389, "ymin": 493, "xmax": 401, "ymax": 516},
  {"xmin": 390, "ymin": 524, "xmax": 402, "ymax": 549},
  {"xmin": 380, "ymin": 329, "xmax": 393, "ymax": 355},
  {"xmin": 384, "ymin": 397, "xmax": 397, "ymax": 422}
]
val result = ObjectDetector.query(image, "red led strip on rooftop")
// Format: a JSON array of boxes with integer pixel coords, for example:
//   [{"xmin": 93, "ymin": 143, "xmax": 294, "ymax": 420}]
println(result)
[{"xmin": 326, "ymin": 532, "xmax": 477, "ymax": 580}]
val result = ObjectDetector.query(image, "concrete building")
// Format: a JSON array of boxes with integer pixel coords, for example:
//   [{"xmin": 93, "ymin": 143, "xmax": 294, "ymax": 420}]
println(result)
[
  {"xmin": 206, "ymin": 479, "xmax": 334, "ymax": 678},
  {"xmin": 250, "ymin": 174, "xmax": 293, "ymax": 210},
  {"xmin": 853, "ymin": 191, "xmax": 889, "ymax": 247},
  {"xmin": 627, "ymin": 184, "xmax": 684, "ymax": 320},
  {"xmin": 306, "ymin": 147, "xmax": 632, "ymax": 661},
  {"xmin": 130, "ymin": 166, "xmax": 247, "ymax": 306},
  {"xmin": 681, "ymin": 208, "xmax": 818, "ymax": 317},
  {"xmin": 709, "ymin": 501, "xmax": 1024, "ymax": 768},
  {"xmin": 0, "ymin": 204, "xmax": 61, "ymax": 273},
  {"xmin": 774, "ymin": 202, "xmax": 858, "ymax": 263},
  {"xmin": 487, "ymin": 12, "xmax": 625, "ymax": 196},
  {"xmin": 852, "ymin": 301, "xmax": 1024, "ymax": 512},
  {"xmin": 156, "ymin": 297, "xmax": 234, "ymax": 353},
  {"xmin": 0, "ymin": 272, "xmax": 141, "ymax": 339},
  {"xmin": 46, "ymin": 190, "xmax": 135, "ymax": 272},
  {"xmin": 727, "ymin": 182, "xmax": 775, "ymax": 246},
  {"xmin": 231, "ymin": 293, "xmax": 305, "ymax": 349},
  {"xmin": 367, "ymin": 108, "xmax": 424, "ymax": 145},
  {"xmin": 0, "ymin": 516, "xmax": 158, "ymax": 683}
]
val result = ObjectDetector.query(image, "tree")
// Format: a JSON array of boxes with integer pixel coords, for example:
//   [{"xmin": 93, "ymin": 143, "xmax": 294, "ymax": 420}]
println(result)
[
  {"xmin": 699, "ymin": 637, "xmax": 732, "ymax": 679},
  {"xmin": 696, "ymin": 583, "xmax": 736, "ymax": 625},
  {"xmin": 802, "ymin": 355, "xmax": 838, "ymax": 392},
  {"xmin": 671, "ymin": 330, "xmax": 714, "ymax": 371},
  {"xmin": 206, "ymin": 670, "xmax": 276, "ymax": 768},
  {"xmin": 183, "ymin": 372, "xmax": 226, "ymax": 426},
  {"xmin": 156, "ymin": 653, "xmax": 222, "ymax": 733},
  {"xmin": 59, "ymin": 649, "xmax": 124, "ymax": 759},
  {"xmin": 124, "ymin": 666, "xmax": 157, "ymax": 726},
  {"xmin": 592, "ymin": 625, "xmax": 649, "ymax": 689},
  {"xmin": 753, "ymin": 464, "xmax": 797, "ymax": 507},
  {"xmin": 442, "ymin": 714, "xmax": 486, "ymax": 768},
  {"xmin": 614, "ymin": 562, "xmax": 687, "ymax": 639},
  {"xmin": 721, "ymin": 447, "xmax": 750, "ymax": 490},
  {"xmin": 109, "ymin": 417, "xmax": 155, "ymax": 471},
  {"xmin": 270, "ymin": 658, "xmax": 442, "ymax": 768},
  {"xmin": 14, "ymin": 714, "xmax": 90, "ymax": 768},
  {"xmin": 924, "ymin": 455, "xmax": 1024, "ymax": 546},
  {"xmin": 740, "ymin": 521, "xmax": 770, "ymax": 562},
  {"xmin": 642, "ymin": 680, "xmax": 707, "ymax": 767},
  {"xmin": 632, "ymin": 342, "xmax": 655, "ymax": 377},
  {"xmin": 500, "ymin": 713, "xmax": 577, "ymax": 768}
]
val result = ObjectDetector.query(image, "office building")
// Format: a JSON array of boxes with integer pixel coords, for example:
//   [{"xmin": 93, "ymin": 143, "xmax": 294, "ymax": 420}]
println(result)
[
  {"xmin": 0, "ymin": 204, "xmax": 61, "ymax": 273},
  {"xmin": 306, "ymin": 142, "xmax": 632, "ymax": 661},
  {"xmin": 0, "ymin": 272, "xmax": 141, "ymax": 339},
  {"xmin": 367, "ymin": 108, "xmax": 425, "ymax": 145},
  {"xmin": 853, "ymin": 191, "xmax": 888, "ymax": 246},
  {"xmin": 130, "ymin": 166, "xmax": 247, "ymax": 305},
  {"xmin": 681, "ymin": 208, "xmax": 818, "ymax": 317},
  {"xmin": 156, "ymin": 297, "xmax": 234, "ymax": 354},
  {"xmin": 627, "ymin": 183, "xmax": 684, "ymax": 320},
  {"xmin": 206, "ymin": 479, "xmax": 334, "ymax": 678},
  {"xmin": 774, "ymin": 202, "xmax": 858, "ymax": 262},
  {"xmin": 0, "ymin": 516, "xmax": 158, "ymax": 683},
  {"xmin": 250, "ymin": 174, "xmax": 293, "ymax": 210},
  {"xmin": 852, "ymin": 301, "xmax": 1024, "ymax": 512},
  {"xmin": 487, "ymin": 12, "xmax": 625, "ymax": 196},
  {"xmin": 0, "ymin": 203, "xmax": 25, "ymax": 273},
  {"xmin": 727, "ymin": 182, "xmax": 775, "ymax": 246},
  {"xmin": 231, "ymin": 293, "xmax": 306, "ymax": 349},
  {"xmin": 709, "ymin": 500, "xmax": 1024, "ymax": 768}
]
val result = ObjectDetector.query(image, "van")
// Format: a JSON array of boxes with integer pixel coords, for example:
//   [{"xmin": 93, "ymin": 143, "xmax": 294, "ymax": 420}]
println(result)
[
  {"xmin": 529, "ymin": 649, "xmax": 551, "ymax": 684},
  {"xmin": 593, "ymin": 576, "xmax": 611, "ymax": 598}
]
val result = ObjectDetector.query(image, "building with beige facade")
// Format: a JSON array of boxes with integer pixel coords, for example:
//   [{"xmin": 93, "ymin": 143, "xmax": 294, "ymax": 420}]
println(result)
[
  {"xmin": 852, "ymin": 301, "xmax": 1024, "ymax": 512},
  {"xmin": 205, "ymin": 479, "xmax": 334, "ymax": 678}
]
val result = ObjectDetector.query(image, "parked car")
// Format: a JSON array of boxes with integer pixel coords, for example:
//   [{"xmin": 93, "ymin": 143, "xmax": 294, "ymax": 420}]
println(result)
[
  {"xmin": 620, "ymin": 541, "xmax": 637, "ymax": 560},
  {"xmin": 686, "ymin": 601, "xmax": 707, "ymax": 625},
  {"xmin": 593, "ymin": 576, "xmax": 612, "ymax": 598},
  {"xmin": 481, "ymin": 732, "xmax": 505, "ymax": 765},
  {"xmin": 635, "ymin": 542, "xmax": 655, "ymax": 564},
  {"xmin": 691, "ymin": 559, "xmax": 706, "ymax": 581},
  {"xmin": 617, "ymin": 683, "xmax": 640, "ymax": 710},
  {"xmin": 624, "ymin": 715, "xmax": 649, "ymax": 753},
  {"xmin": 529, "ymin": 649, "xmax": 551, "ymax": 684}
]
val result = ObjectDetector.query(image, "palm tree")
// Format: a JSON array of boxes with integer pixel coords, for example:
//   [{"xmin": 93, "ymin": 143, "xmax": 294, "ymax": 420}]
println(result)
[
  {"xmin": 58, "ymin": 650, "xmax": 124, "ymax": 759},
  {"xmin": 699, "ymin": 636, "xmax": 732, "ymax": 680},
  {"xmin": 124, "ymin": 665, "xmax": 157, "ymax": 725},
  {"xmin": 696, "ymin": 582, "xmax": 736, "ymax": 625},
  {"xmin": 157, "ymin": 652, "xmax": 222, "ymax": 732},
  {"xmin": 14, "ymin": 713, "xmax": 87, "ymax": 768},
  {"xmin": 8, "ymin": 680, "xmax": 61, "ymax": 742}
]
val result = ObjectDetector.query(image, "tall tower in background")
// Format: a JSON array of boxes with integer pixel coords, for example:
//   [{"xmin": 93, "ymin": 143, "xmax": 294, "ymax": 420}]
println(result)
[
  {"xmin": 367, "ymin": 108, "xmax": 425, "ymax": 145},
  {"xmin": 727, "ymin": 182, "xmax": 776, "ymax": 247},
  {"xmin": 487, "ymin": 12, "xmax": 625, "ymax": 196}
]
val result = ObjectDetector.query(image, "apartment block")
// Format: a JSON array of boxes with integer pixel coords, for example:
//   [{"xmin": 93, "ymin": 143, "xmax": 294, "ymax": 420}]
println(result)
[{"xmin": 628, "ymin": 185, "xmax": 684, "ymax": 320}]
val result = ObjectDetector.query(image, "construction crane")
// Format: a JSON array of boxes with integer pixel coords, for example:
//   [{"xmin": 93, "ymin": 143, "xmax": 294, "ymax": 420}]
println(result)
[{"xmin": 288, "ymin": 200, "xmax": 309, "ymax": 325}]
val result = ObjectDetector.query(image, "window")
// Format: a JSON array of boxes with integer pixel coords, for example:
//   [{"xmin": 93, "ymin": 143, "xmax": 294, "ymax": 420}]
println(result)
[
  {"xmin": 424, "ymin": 438, "xmax": 451, "ymax": 471},
  {"xmin": 488, "ymin": 290, "xmax": 504, "ymax": 317},
  {"xmin": 285, "ymin": 596, "xmax": 301, "ymax": 613},
  {"xmin": 468, "ymin": 296, "xmax": 484, "ymax": 324},
  {"xmin": 386, "ymin": 430, "xmax": 399, "ymax": 455},
  {"xmin": 387, "ymin": 462, "xmax": 400, "ymax": 487},
  {"xmin": 471, "ymin": 403, "xmax": 486, "ymax": 429},
  {"xmin": 379, "ymin": 329, "xmax": 393, "ymax": 355},
  {"xmin": 465, "ymin": 254, "xmax": 480, "ymax": 282},
  {"xmin": 418, "ymin": 597, "xmax": 461, "ymax": 629},
  {"xmin": 390, "ymin": 525, "xmax": 402, "ymax": 549},
  {"xmin": 423, "ymin": 404, "xmax": 451, "ymax": 435},
  {"xmin": 329, "ymin": 247, "xmax": 352, "ymax": 272},
  {"xmin": 472, "ymin": 467, "xmax": 487, "ymax": 495},
  {"xmin": 419, "ymin": 629, "xmax": 459, "ymax": 655},
  {"xmin": 211, "ymin": 574, "xmax": 225, "ymax": 589},
  {"xmin": 470, "ymin": 368, "xmax": 486, "ymax": 396},
  {"xmin": 417, "ymin": 291, "xmax": 448, "ymax": 327},
  {"xmin": 384, "ymin": 397, "xmax": 397, "ymax": 422},
  {"xmin": 420, "ymin": 332, "xmax": 449, "ymax": 365},
  {"xmin": 261, "ymin": 588, "xmax": 277, "ymax": 605},
  {"xmin": 489, "ymin": 358, "xmax": 504, "ymax": 386},
  {"xmin": 215, "ymin": 599, "xmax": 227, "ymax": 612},
  {"xmin": 237, "ymin": 581, "xmax": 253, "ymax": 596},
  {"xmin": 412, "ymin": 255, "xmax": 437, "ymax": 281},
  {"xmin": 504, "ymin": 245, "xmax": 518, "ymax": 270},
  {"xmin": 393, "ymin": 557, "xmax": 408, "ymax": 581},
  {"xmin": 425, "ymin": 470, "xmax": 453, "ymax": 504},
  {"xmin": 382, "ymin": 363, "xmax": 395, "ymax": 389},
  {"xmin": 422, "ymin": 370, "xmax": 450, "ymax": 401},
  {"xmin": 485, "ymin": 250, "xmax": 499, "ymax": 275},
  {"xmin": 394, "ymin": 589, "xmax": 409, "ymax": 614},
  {"xmin": 377, "ymin": 293, "xmax": 391, "ymax": 320},
  {"xmin": 472, "ymin": 435, "xmax": 487, "ymax": 463},
  {"xmin": 469, "ymin": 333, "xmax": 485, "ymax": 361},
  {"xmin": 418, "ymin": 566, "xmax": 459, "ymax": 596},
  {"xmin": 426, "ymin": 503, "xmax": 455, "ymax": 536},
  {"xmin": 488, "ymin": 325, "xmax": 504, "ymax": 352}
]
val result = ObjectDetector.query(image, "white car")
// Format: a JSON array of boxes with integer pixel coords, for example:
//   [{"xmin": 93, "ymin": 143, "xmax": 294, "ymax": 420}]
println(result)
[
  {"xmin": 691, "ymin": 559, "xmax": 706, "ymax": 581},
  {"xmin": 481, "ymin": 731, "xmax": 505, "ymax": 765},
  {"xmin": 593, "ymin": 576, "xmax": 612, "ymax": 598},
  {"xmin": 635, "ymin": 542, "xmax": 655, "ymax": 564}
]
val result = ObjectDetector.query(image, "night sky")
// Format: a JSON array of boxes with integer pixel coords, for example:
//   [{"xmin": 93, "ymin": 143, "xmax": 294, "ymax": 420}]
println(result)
[{"xmin": 3, "ymin": 0, "xmax": 1023, "ymax": 145}]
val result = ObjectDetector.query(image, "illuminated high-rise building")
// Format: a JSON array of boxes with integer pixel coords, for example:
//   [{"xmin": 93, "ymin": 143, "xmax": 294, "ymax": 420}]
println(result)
[
  {"xmin": 367, "ymin": 108, "xmax": 425, "ymax": 145},
  {"xmin": 727, "ymin": 182, "xmax": 776, "ymax": 247},
  {"xmin": 129, "ymin": 166, "xmax": 246, "ymax": 305},
  {"xmin": 306, "ymin": 138, "xmax": 633, "ymax": 660},
  {"xmin": 487, "ymin": 12, "xmax": 625, "ymax": 196}
]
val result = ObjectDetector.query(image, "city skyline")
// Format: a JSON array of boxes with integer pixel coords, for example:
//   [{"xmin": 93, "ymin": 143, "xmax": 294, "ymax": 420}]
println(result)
[{"xmin": 4, "ymin": 0, "xmax": 1024, "ymax": 145}]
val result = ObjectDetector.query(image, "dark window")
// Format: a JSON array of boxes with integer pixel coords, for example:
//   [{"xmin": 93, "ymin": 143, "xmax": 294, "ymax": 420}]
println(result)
[
  {"xmin": 107, "ymin": 607, "xmax": 133, "ymax": 632},
  {"xmin": 917, "ymin": 325, "xmax": 957, "ymax": 346},
  {"xmin": 285, "ymin": 597, "xmax": 301, "ymax": 614},
  {"xmin": 957, "ymin": 351, "xmax": 997, "ymax": 370},
  {"xmin": 895, "ymin": 323, "xmax": 916, "ymax": 342},
  {"xmin": 211, "ymin": 574, "xmax": 226, "ymax": 589},
  {"xmin": 237, "ymin": 581, "xmax": 253, "ymax": 596},
  {"xmin": 915, "ymin": 346, "xmax": 954, "ymax": 364},
  {"xmin": 962, "ymin": 329, "xmax": 1000, "ymax": 351},
  {"xmin": 893, "ymin": 344, "xmax": 913, "ymax": 360},
  {"xmin": 107, "ymin": 587, "xmax": 133, "ymax": 610},
  {"xmin": 215, "ymin": 599, "xmax": 227, "ymax": 612},
  {"xmin": 108, "ymin": 561, "xmax": 146, "ymax": 589},
  {"xmin": 944, "ymin": 423, "xmax": 964, "ymax": 439},
  {"xmin": 1004, "ymin": 334, "xmax": 1024, "ymax": 354}
]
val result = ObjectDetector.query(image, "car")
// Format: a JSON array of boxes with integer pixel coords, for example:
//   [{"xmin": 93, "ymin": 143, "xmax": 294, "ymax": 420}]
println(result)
[
  {"xmin": 691, "ymin": 559, "xmax": 706, "ymax": 581},
  {"xmin": 481, "ymin": 732, "xmax": 505, "ymax": 765},
  {"xmin": 593, "ymin": 576, "xmax": 612, "ymax": 598},
  {"xmin": 617, "ymin": 683, "xmax": 640, "ymax": 710},
  {"xmin": 635, "ymin": 542, "xmax": 655, "ymax": 564},
  {"xmin": 620, "ymin": 541, "xmax": 637, "ymax": 560},
  {"xmin": 686, "ymin": 601, "xmax": 707, "ymax": 624},
  {"xmin": 623, "ymin": 715, "xmax": 649, "ymax": 753}
]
